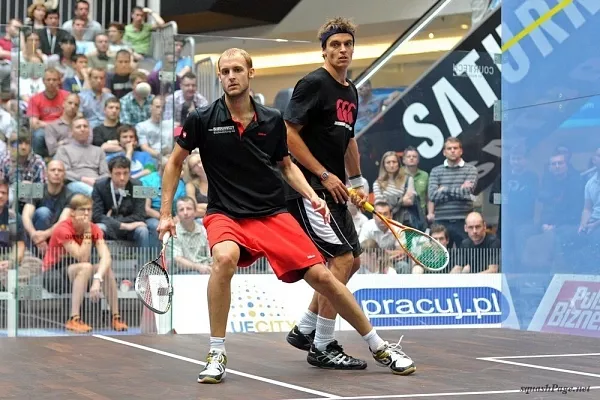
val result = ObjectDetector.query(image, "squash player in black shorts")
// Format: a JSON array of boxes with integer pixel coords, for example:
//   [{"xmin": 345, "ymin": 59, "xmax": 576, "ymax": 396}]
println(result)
[{"xmin": 284, "ymin": 17, "xmax": 404, "ymax": 370}]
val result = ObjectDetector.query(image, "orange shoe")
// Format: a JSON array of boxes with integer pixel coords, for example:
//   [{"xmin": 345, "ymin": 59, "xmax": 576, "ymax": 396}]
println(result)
[
  {"xmin": 65, "ymin": 316, "xmax": 92, "ymax": 333},
  {"xmin": 112, "ymin": 315, "xmax": 128, "ymax": 331}
]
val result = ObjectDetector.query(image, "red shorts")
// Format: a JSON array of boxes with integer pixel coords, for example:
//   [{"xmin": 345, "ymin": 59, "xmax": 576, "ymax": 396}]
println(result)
[{"xmin": 203, "ymin": 212, "xmax": 326, "ymax": 283}]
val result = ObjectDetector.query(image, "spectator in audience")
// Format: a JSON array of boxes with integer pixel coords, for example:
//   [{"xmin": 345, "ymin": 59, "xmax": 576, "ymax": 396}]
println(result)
[
  {"xmin": 164, "ymin": 72, "xmax": 208, "ymax": 125},
  {"xmin": 106, "ymin": 50, "xmax": 134, "ymax": 99},
  {"xmin": 106, "ymin": 125, "xmax": 155, "ymax": 179},
  {"xmin": 0, "ymin": 131, "xmax": 47, "ymax": 211},
  {"xmin": 17, "ymin": 55, "xmax": 45, "ymax": 105},
  {"xmin": 123, "ymin": 6, "xmax": 165, "ymax": 58},
  {"xmin": 54, "ymin": 116, "xmax": 109, "ymax": 195},
  {"xmin": 54, "ymin": 35, "xmax": 77, "ymax": 79},
  {"xmin": 79, "ymin": 68, "xmax": 115, "ymax": 129},
  {"xmin": 0, "ymin": 19, "xmax": 22, "ymax": 97},
  {"xmin": 42, "ymin": 193, "xmax": 128, "ymax": 333},
  {"xmin": 153, "ymin": 36, "xmax": 192, "ymax": 76},
  {"xmin": 27, "ymin": 67, "xmax": 70, "ymax": 157},
  {"xmin": 91, "ymin": 156, "xmax": 149, "ymax": 248},
  {"xmin": 0, "ymin": 179, "xmax": 42, "ymax": 292},
  {"xmin": 62, "ymin": 54, "xmax": 88, "ymax": 93},
  {"xmin": 71, "ymin": 17, "xmax": 96, "ymax": 55},
  {"xmin": 44, "ymin": 92, "xmax": 81, "ymax": 156},
  {"xmin": 403, "ymin": 146, "xmax": 429, "ymax": 216},
  {"xmin": 107, "ymin": 23, "xmax": 130, "ymax": 54},
  {"xmin": 26, "ymin": 2, "xmax": 48, "ymax": 31},
  {"xmin": 119, "ymin": 71, "xmax": 153, "ymax": 125},
  {"xmin": 136, "ymin": 96, "xmax": 173, "ymax": 161},
  {"xmin": 168, "ymin": 196, "xmax": 212, "ymax": 274},
  {"xmin": 359, "ymin": 239, "xmax": 398, "ymax": 275},
  {"xmin": 373, "ymin": 151, "xmax": 416, "ymax": 222},
  {"xmin": 92, "ymin": 97, "xmax": 122, "ymax": 152},
  {"xmin": 348, "ymin": 202, "xmax": 368, "ymax": 237},
  {"xmin": 183, "ymin": 153, "xmax": 208, "ymax": 218},
  {"xmin": 452, "ymin": 212, "xmax": 500, "ymax": 274},
  {"xmin": 0, "ymin": 103, "xmax": 17, "ymax": 141},
  {"xmin": 412, "ymin": 224, "xmax": 459, "ymax": 274},
  {"xmin": 428, "ymin": 137, "xmax": 478, "ymax": 247},
  {"xmin": 20, "ymin": 31, "xmax": 47, "ymax": 64},
  {"xmin": 141, "ymin": 156, "xmax": 186, "ymax": 247},
  {"xmin": 36, "ymin": 9, "xmax": 67, "ymax": 57},
  {"xmin": 86, "ymin": 33, "xmax": 116, "ymax": 71},
  {"xmin": 22, "ymin": 159, "xmax": 73, "ymax": 254},
  {"xmin": 62, "ymin": 0, "xmax": 103, "ymax": 41},
  {"xmin": 355, "ymin": 80, "xmax": 384, "ymax": 133}
]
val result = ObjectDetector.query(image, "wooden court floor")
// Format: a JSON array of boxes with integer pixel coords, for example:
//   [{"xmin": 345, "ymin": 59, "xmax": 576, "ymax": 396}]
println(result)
[{"xmin": 1, "ymin": 329, "xmax": 599, "ymax": 399}]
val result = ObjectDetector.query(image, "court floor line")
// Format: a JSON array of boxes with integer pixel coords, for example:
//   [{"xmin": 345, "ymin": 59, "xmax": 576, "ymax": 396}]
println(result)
[
  {"xmin": 283, "ymin": 386, "xmax": 600, "ymax": 400},
  {"xmin": 478, "ymin": 357, "xmax": 600, "ymax": 379},
  {"xmin": 484, "ymin": 353, "xmax": 600, "ymax": 360},
  {"xmin": 93, "ymin": 334, "xmax": 339, "ymax": 399}
]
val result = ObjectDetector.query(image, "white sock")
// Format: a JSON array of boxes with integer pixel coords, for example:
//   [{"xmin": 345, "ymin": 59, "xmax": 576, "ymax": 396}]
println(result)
[
  {"xmin": 297, "ymin": 310, "xmax": 318, "ymax": 334},
  {"xmin": 362, "ymin": 329, "xmax": 385, "ymax": 352},
  {"xmin": 313, "ymin": 316, "xmax": 336, "ymax": 351},
  {"xmin": 209, "ymin": 336, "xmax": 226, "ymax": 353}
]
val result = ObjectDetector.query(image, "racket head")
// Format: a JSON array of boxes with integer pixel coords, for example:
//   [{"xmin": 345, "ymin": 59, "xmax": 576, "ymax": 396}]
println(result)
[
  {"xmin": 374, "ymin": 212, "xmax": 449, "ymax": 272},
  {"xmin": 135, "ymin": 259, "xmax": 172, "ymax": 314}
]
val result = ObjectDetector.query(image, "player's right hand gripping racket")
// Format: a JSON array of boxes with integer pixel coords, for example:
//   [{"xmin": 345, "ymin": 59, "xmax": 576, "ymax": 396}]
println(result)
[
  {"xmin": 135, "ymin": 232, "xmax": 173, "ymax": 314},
  {"xmin": 350, "ymin": 190, "xmax": 450, "ymax": 272}
]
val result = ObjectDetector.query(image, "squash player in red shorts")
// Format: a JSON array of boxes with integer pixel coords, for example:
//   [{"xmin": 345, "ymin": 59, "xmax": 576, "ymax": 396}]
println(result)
[{"xmin": 157, "ymin": 47, "xmax": 416, "ymax": 384}]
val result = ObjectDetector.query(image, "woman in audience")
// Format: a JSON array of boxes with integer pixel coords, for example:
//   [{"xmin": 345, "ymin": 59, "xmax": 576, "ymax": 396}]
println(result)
[
  {"xmin": 183, "ymin": 153, "xmax": 208, "ymax": 219},
  {"xmin": 373, "ymin": 151, "xmax": 416, "ymax": 221}
]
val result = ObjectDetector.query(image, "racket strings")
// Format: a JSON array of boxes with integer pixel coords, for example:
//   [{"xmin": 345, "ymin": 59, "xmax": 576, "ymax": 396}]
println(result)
[
  {"xmin": 398, "ymin": 229, "xmax": 448, "ymax": 270},
  {"xmin": 137, "ymin": 261, "xmax": 171, "ymax": 313}
]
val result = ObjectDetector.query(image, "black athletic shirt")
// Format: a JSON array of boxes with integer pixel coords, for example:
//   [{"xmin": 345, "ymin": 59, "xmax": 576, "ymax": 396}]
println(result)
[
  {"xmin": 177, "ymin": 96, "xmax": 289, "ymax": 219},
  {"xmin": 284, "ymin": 67, "xmax": 359, "ymax": 198}
]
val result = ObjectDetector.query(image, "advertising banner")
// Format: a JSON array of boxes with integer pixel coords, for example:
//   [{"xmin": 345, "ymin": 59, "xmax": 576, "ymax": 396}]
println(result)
[
  {"xmin": 528, "ymin": 275, "xmax": 600, "ymax": 338},
  {"xmin": 171, "ymin": 274, "xmax": 518, "ymax": 334}
]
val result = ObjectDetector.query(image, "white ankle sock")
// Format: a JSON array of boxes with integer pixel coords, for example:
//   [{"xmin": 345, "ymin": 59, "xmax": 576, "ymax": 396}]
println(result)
[
  {"xmin": 362, "ymin": 329, "xmax": 385, "ymax": 352},
  {"xmin": 209, "ymin": 336, "xmax": 226, "ymax": 353},
  {"xmin": 297, "ymin": 310, "xmax": 318, "ymax": 334},
  {"xmin": 313, "ymin": 316, "xmax": 336, "ymax": 351}
]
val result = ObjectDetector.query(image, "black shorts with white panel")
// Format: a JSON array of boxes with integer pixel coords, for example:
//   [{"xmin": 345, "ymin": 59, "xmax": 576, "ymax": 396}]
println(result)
[{"xmin": 287, "ymin": 191, "xmax": 361, "ymax": 260}]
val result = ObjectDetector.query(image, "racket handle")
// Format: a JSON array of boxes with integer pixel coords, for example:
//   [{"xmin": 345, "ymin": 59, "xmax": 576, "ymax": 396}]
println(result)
[
  {"xmin": 162, "ymin": 232, "xmax": 171, "ymax": 245},
  {"xmin": 348, "ymin": 188, "xmax": 375, "ymax": 213}
]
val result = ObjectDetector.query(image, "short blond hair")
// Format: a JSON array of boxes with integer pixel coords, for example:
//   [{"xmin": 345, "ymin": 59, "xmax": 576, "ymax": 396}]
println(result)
[
  {"xmin": 217, "ymin": 48, "xmax": 253, "ymax": 70},
  {"xmin": 317, "ymin": 17, "xmax": 357, "ymax": 48},
  {"xmin": 69, "ymin": 194, "xmax": 93, "ymax": 210}
]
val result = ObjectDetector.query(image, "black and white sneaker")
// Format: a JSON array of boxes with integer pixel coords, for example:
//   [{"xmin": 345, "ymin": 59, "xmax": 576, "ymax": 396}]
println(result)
[
  {"xmin": 198, "ymin": 350, "xmax": 227, "ymax": 384},
  {"xmin": 286, "ymin": 325, "xmax": 315, "ymax": 351},
  {"xmin": 307, "ymin": 340, "xmax": 367, "ymax": 370},
  {"xmin": 371, "ymin": 336, "xmax": 416, "ymax": 375}
]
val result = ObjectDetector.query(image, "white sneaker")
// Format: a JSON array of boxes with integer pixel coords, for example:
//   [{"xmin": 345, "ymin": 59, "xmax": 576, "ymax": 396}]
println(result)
[
  {"xmin": 371, "ymin": 336, "xmax": 416, "ymax": 375},
  {"xmin": 198, "ymin": 350, "xmax": 227, "ymax": 383}
]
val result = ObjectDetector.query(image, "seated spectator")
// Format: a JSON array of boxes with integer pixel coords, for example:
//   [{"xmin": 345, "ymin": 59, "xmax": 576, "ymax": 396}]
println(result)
[
  {"xmin": 107, "ymin": 22, "xmax": 133, "ymax": 55},
  {"xmin": 0, "ymin": 179, "xmax": 42, "ymax": 291},
  {"xmin": 91, "ymin": 156, "xmax": 149, "ymax": 248},
  {"xmin": 183, "ymin": 154, "xmax": 208, "ymax": 218},
  {"xmin": 54, "ymin": 116, "xmax": 109, "ymax": 196},
  {"xmin": 92, "ymin": 97, "xmax": 122, "ymax": 152},
  {"xmin": 54, "ymin": 35, "xmax": 76, "ymax": 80},
  {"xmin": 18, "ymin": 55, "xmax": 45, "ymax": 105},
  {"xmin": 124, "ymin": 6, "xmax": 165, "ymax": 58},
  {"xmin": 452, "ymin": 212, "xmax": 501, "ymax": 274},
  {"xmin": 20, "ymin": 31, "xmax": 48, "ymax": 64},
  {"xmin": 22, "ymin": 160, "xmax": 73, "ymax": 255},
  {"xmin": 1, "ymin": 19, "xmax": 22, "ymax": 97},
  {"xmin": 137, "ymin": 96, "xmax": 173, "ymax": 162},
  {"xmin": 163, "ymin": 72, "xmax": 208, "ymax": 125},
  {"xmin": 0, "ymin": 103, "xmax": 17, "ymax": 143},
  {"xmin": 120, "ymin": 71, "xmax": 153, "ymax": 126},
  {"xmin": 42, "ymin": 193, "xmax": 128, "ymax": 333},
  {"xmin": 79, "ymin": 68, "xmax": 115, "ymax": 129},
  {"xmin": 105, "ymin": 50, "xmax": 134, "ymax": 99},
  {"xmin": 358, "ymin": 239, "xmax": 398, "ymax": 275},
  {"xmin": 168, "ymin": 197, "xmax": 212, "ymax": 274},
  {"xmin": 358, "ymin": 201, "xmax": 403, "ymax": 250},
  {"xmin": 348, "ymin": 202, "xmax": 368, "ymax": 237},
  {"xmin": 86, "ymin": 33, "xmax": 116, "ymax": 71},
  {"xmin": 45, "ymin": 93, "xmax": 81, "ymax": 156},
  {"xmin": 27, "ymin": 67, "xmax": 70, "ymax": 157},
  {"xmin": 36, "ymin": 8, "xmax": 68, "ymax": 57},
  {"xmin": 106, "ymin": 125, "xmax": 155, "ymax": 179},
  {"xmin": 62, "ymin": 54, "xmax": 88, "ymax": 93},
  {"xmin": 61, "ymin": 0, "xmax": 102, "ymax": 41},
  {"xmin": 153, "ymin": 36, "xmax": 192, "ymax": 77},
  {"xmin": 142, "ymin": 157, "xmax": 185, "ymax": 247},
  {"xmin": 0, "ymin": 131, "xmax": 47, "ymax": 210},
  {"xmin": 70, "ymin": 17, "xmax": 95, "ymax": 55},
  {"xmin": 412, "ymin": 224, "xmax": 460, "ymax": 274}
]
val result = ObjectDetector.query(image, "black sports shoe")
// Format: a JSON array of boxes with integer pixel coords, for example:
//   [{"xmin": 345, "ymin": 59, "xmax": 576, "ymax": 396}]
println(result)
[
  {"xmin": 286, "ymin": 325, "xmax": 315, "ymax": 351},
  {"xmin": 307, "ymin": 340, "xmax": 368, "ymax": 370}
]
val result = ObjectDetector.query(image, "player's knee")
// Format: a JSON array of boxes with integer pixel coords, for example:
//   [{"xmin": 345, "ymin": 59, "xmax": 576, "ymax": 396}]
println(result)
[
  {"xmin": 79, "ymin": 263, "xmax": 94, "ymax": 276},
  {"xmin": 212, "ymin": 252, "xmax": 237, "ymax": 278},
  {"xmin": 309, "ymin": 266, "xmax": 339, "ymax": 292}
]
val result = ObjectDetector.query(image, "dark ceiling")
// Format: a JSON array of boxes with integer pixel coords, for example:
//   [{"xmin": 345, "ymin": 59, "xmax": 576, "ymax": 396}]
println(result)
[{"xmin": 161, "ymin": 0, "xmax": 302, "ymax": 34}]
